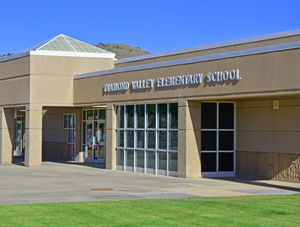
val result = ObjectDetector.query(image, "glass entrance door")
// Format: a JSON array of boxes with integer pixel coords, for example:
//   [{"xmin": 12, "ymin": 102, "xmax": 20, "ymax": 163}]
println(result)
[
  {"xmin": 85, "ymin": 121, "xmax": 94, "ymax": 162},
  {"xmin": 84, "ymin": 120, "xmax": 106, "ymax": 163},
  {"xmin": 201, "ymin": 102, "xmax": 235, "ymax": 177},
  {"xmin": 14, "ymin": 119, "xmax": 23, "ymax": 156},
  {"xmin": 97, "ymin": 121, "xmax": 106, "ymax": 164}
]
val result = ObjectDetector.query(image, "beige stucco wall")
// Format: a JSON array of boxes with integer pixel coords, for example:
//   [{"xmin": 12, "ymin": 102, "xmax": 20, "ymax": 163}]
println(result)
[
  {"xmin": 30, "ymin": 55, "xmax": 114, "ymax": 76},
  {"xmin": 236, "ymin": 96, "xmax": 300, "ymax": 154},
  {"xmin": 0, "ymin": 77, "xmax": 30, "ymax": 106},
  {"xmin": 0, "ymin": 57, "xmax": 30, "ymax": 106},
  {"xmin": 178, "ymin": 100, "xmax": 201, "ymax": 178},
  {"xmin": 0, "ymin": 57, "xmax": 30, "ymax": 79},
  {"xmin": 115, "ymin": 34, "xmax": 300, "ymax": 68},
  {"xmin": 105, "ymin": 104, "xmax": 115, "ymax": 170},
  {"xmin": 24, "ymin": 105, "xmax": 43, "ymax": 167},
  {"xmin": 74, "ymin": 48, "xmax": 300, "ymax": 105},
  {"xmin": 236, "ymin": 96, "xmax": 300, "ymax": 180},
  {"xmin": 0, "ymin": 54, "xmax": 115, "ymax": 107},
  {"xmin": 30, "ymin": 55, "xmax": 115, "ymax": 106},
  {"xmin": 0, "ymin": 108, "xmax": 14, "ymax": 164}
]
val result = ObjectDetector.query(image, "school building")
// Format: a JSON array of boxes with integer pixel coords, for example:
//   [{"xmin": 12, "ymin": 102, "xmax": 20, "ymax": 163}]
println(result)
[{"xmin": 0, "ymin": 29, "xmax": 300, "ymax": 181}]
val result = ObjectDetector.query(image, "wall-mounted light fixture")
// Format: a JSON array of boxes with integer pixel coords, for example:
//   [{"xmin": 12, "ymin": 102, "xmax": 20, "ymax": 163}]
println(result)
[{"xmin": 273, "ymin": 100, "xmax": 279, "ymax": 109}]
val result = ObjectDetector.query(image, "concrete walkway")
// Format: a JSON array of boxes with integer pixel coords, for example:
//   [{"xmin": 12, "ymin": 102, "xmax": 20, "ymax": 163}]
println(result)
[{"xmin": 0, "ymin": 160, "xmax": 299, "ymax": 205}]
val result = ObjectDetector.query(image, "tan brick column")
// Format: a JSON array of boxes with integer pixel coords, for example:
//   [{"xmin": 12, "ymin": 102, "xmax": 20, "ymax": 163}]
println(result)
[
  {"xmin": 25, "ymin": 105, "xmax": 42, "ymax": 167},
  {"xmin": 0, "ymin": 108, "xmax": 14, "ymax": 164},
  {"xmin": 106, "ymin": 104, "xmax": 116, "ymax": 170},
  {"xmin": 178, "ymin": 100, "xmax": 202, "ymax": 178}
]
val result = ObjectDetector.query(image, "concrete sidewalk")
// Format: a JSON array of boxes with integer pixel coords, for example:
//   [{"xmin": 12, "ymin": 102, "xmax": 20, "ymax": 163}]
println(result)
[{"xmin": 0, "ymin": 160, "xmax": 299, "ymax": 205}]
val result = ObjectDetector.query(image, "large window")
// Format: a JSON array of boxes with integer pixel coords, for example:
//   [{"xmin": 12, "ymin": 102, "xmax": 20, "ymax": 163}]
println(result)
[
  {"xmin": 63, "ymin": 114, "xmax": 76, "ymax": 158},
  {"xmin": 115, "ymin": 103, "xmax": 178, "ymax": 176},
  {"xmin": 201, "ymin": 102, "xmax": 235, "ymax": 177}
]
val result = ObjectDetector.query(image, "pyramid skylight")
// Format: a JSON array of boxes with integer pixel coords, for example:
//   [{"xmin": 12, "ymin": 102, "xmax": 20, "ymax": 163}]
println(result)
[{"xmin": 17, "ymin": 34, "xmax": 112, "ymax": 54}]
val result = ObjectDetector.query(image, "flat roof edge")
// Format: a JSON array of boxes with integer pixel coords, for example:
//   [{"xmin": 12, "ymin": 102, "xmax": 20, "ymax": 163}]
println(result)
[
  {"xmin": 30, "ymin": 51, "xmax": 116, "ymax": 59},
  {"xmin": 115, "ymin": 29, "xmax": 300, "ymax": 64},
  {"xmin": 74, "ymin": 40, "xmax": 300, "ymax": 80},
  {"xmin": 0, "ymin": 50, "xmax": 116, "ymax": 63},
  {"xmin": 0, "ymin": 52, "xmax": 30, "ymax": 63}
]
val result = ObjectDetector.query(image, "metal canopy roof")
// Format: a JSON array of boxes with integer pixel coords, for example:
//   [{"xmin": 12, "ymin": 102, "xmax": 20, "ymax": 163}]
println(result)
[{"xmin": 16, "ymin": 34, "xmax": 112, "ymax": 54}]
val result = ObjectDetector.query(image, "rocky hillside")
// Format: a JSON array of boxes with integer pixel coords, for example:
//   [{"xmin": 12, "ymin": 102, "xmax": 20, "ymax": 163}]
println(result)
[{"xmin": 95, "ymin": 43, "xmax": 150, "ymax": 59}]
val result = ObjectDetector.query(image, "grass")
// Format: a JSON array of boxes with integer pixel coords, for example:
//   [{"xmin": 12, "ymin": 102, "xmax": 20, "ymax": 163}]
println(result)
[{"xmin": 0, "ymin": 194, "xmax": 300, "ymax": 226}]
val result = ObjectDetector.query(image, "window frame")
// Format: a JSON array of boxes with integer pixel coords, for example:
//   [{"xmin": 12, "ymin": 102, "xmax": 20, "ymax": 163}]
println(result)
[
  {"xmin": 115, "ymin": 103, "xmax": 178, "ymax": 177},
  {"xmin": 63, "ymin": 114, "xmax": 76, "ymax": 145},
  {"xmin": 201, "ymin": 101, "xmax": 236, "ymax": 178}
]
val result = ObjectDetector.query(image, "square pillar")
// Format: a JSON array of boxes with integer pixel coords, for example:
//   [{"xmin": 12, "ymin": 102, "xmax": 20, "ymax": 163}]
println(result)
[
  {"xmin": 74, "ymin": 109, "xmax": 83, "ymax": 162},
  {"xmin": 178, "ymin": 100, "xmax": 202, "ymax": 178},
  {"xmin": 106, "ymin": 104, "xmax": 116, "ymax": 170},
  {"xmin": 0, "ymin": 108, "xmax": 14, "ymax": 164},
  {"xmin": 25, "ymin": 105, "xmax": 43, "ymax": 167}
]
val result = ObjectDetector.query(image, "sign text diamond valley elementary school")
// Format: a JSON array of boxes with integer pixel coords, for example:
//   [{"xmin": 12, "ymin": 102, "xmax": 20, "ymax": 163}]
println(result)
[{"xmin": 104, "ymin": 69, "xmax": 241, "ymax": 92}]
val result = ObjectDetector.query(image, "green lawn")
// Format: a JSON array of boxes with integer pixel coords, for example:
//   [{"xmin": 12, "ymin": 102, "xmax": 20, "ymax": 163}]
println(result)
[{"xmin": 0, "ymin": 194, "xmax": 300, "ymax": 227}]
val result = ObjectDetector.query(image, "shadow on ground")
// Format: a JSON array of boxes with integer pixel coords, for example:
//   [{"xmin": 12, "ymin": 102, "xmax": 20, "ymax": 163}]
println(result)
[
  {"xmin": 221, "ymin": 177, "xmax": 300, "ymax": 193},
  {"xmin": 12, "ymin": 156, "xmax": 106, "ymax": 169}
]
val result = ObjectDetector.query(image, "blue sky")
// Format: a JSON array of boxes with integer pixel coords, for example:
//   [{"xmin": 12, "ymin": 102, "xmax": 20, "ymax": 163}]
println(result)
[{"xmin": 1, "ymin": 0, "xmax": 299, "ymax": 54}]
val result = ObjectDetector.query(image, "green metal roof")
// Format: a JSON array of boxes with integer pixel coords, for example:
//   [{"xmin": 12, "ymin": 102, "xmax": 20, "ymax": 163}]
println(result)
[{"xmin": 17, "ymin": 34, "xmax": 112, "ymax": 54}]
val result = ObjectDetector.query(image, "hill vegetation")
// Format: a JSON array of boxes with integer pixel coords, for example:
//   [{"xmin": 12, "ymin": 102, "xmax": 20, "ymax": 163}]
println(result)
[
  {"xmin": 0, "ymin": 53, "xmax": 14, "ymax": 58},
  {"xmin": 95, "ymin": 43, "xmax": 150, "ymax": 59}
]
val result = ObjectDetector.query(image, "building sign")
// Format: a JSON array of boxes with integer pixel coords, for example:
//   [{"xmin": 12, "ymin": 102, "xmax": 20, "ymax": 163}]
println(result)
[{"xmin": 104, "ymin": 69, "xmax": 240, "ymax": 92}]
